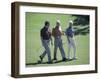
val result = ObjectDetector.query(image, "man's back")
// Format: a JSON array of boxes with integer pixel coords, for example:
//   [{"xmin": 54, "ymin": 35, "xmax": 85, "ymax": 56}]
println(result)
[
  {"xmin": 52, "ymin": 27, "xmax": 62, "ymax": 37},
  {"xmin": 41, "ymin": 27, "xmax": 51, "ymax": 40}
]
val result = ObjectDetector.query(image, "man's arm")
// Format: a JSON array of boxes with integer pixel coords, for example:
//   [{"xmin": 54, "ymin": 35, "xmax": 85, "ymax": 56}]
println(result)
[
  {"xmin": 67, "ymin": 36, "xmax": 70, "ymax": 43},
  {"xmin": 72, "ymin": 28, "xmax": 75, "ymax": 38},
  {"xmin": 52, "ymin": 28, "xmax": 55, "ymax": 37},
  {"xmin": 50, "ymin": 36, "xmax": 53, "ymax": 45},
  {"xmin": 49, "ymin": 28, "xmax": 53, "ymax": 45},
  {"xmin": 50, "ymin": 32, "xmax": 53, "ymax": 45},
  {"xmin": 40, "ymin": 29, "xmax": 44, "ymax": 46}
]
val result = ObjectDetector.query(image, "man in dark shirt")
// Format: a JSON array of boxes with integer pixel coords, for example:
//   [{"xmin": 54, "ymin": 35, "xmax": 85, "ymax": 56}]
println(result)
[
  {"xmin": 65, "ymin": 20, "xmax": 76, "ymax": 60},
  {"xmin": 41, "ymin": 25, "xmax": 51, "ymax": 40},
  {"xmin": 39, "ymin": 21, "xmax": 52, "ymax": 64}
]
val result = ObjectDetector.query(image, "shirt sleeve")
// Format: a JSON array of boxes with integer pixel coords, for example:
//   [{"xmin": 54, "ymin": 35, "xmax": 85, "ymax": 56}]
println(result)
[
  {"xmin": 65, "ymin": 28, "xmax": 67, "ymax": 35},
  {"xmin": 40, "ymin": 29, "xmax": 42, "ymax": 37}
]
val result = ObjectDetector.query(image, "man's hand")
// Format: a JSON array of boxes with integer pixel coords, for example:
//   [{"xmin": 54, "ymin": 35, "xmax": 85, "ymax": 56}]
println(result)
[
  {"xmin": 50, "ymin": 37, "xmax": 53, "ymax": 46},
  {"xmin": 51, "ymin": 41, "xmax": 53, "ymax": 46},
  {"xmin": 62, "ymin": 31, "xmax": 65, "ymax": 35}
]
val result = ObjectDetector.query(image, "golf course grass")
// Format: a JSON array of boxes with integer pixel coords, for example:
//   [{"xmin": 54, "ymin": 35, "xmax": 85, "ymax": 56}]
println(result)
[{"xmin": 25, "ymin": 12, "xmax": 89, "ymax": 67}]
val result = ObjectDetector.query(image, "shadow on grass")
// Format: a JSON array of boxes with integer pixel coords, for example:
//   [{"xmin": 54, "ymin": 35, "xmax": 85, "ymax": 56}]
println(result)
[
  {"xmin": 53, "ymin": 59, "xmax": 74, "ymax": 63},
  {"xmin": 26, "ymin": 59, "xmax": 76, "ymax": 66},
  {"xmin": 26, "ymin": 61, "xmax": 48, "ymax": 65}
]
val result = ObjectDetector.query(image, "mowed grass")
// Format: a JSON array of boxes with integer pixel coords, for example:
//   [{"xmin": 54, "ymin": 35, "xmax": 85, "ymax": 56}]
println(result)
[{"xmin": 25, "ymin": 12, "xmax": 89, "ymax": 67}]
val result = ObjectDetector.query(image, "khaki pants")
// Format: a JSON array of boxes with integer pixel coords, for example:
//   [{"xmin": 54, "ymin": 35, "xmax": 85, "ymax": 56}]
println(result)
[
  {"xmin": 54, "ymin": 37, "xmax": 66, "ymax": 59},
  {"xmin": 67, "ymin": 37, "xmax": 76, "ymax": 59}
]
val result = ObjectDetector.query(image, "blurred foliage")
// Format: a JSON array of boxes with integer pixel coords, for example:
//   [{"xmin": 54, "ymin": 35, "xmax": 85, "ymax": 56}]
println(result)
[
  {"xmin": 72, "ymin": 15, "xmax": 90, "ymax": 36},
  {"xmin": 72, "ymin": 15, "xmax": 89, "ymax": 26},
  {"xmin": 74, "ymin": 26, "xmax": 89, "ymax": 36}
]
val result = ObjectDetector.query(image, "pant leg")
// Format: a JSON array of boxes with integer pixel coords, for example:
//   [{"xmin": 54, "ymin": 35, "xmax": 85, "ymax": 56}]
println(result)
[
  {"xmin": 43, "ymin": 40, "xmax": 51, "ymax": 62},
  {"xmin": 68, "ymin": 42, "xmax": 71, "ymax": 59},
  {"xmin": 58, "ymin": 38, "xmax": 66, "ymax": 59},
  {"xmin": 54, "ymin": 39, "xmax": 58, "ymax": 59},
  {"xmin": 41, "ymin": 50, "xmax": 46, "ymax": 59},
  {"xmin": 71, "ymin": 38, "xmax": 76, "ymax": 58},
  {"xmin": 40, "ymin": 40, "xmax": 46, "ymax": 60}
]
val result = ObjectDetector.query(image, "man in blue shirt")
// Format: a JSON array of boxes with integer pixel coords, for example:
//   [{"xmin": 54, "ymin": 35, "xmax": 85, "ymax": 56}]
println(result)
[{"xmin": 65, "ymin": 21, "xmax": 76, "ymax": 60}]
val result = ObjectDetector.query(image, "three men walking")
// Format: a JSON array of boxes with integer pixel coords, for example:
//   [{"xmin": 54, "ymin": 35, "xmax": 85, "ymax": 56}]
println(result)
[{"xmin": 39, "ymin": 20, "xmax": 76, "ymax": 64}]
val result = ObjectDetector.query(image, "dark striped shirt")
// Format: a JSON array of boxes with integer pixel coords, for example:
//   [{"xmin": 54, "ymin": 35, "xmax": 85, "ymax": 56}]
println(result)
[{"xmin": 40, "ymin": 27, "xmax": 51, "ymax": 40}]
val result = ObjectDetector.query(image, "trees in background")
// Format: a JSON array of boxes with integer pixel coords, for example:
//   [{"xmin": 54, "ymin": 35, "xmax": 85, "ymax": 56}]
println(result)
[{"xmin": 72, "ymin": 15, "xmax": 89, "ymax": 35}]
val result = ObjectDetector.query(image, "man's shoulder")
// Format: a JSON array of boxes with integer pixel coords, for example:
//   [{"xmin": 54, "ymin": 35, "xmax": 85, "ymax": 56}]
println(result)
[
  {"xmin": 65, "ymin": 27, "xmax": 69, "ymax": 32},
  {"xmin": 67, "ymin": 27, "xmax": 72, "ymax": 31},
  {"xmin": 41, "ymin": 27, "xmax": 45, "ymax": 30}
]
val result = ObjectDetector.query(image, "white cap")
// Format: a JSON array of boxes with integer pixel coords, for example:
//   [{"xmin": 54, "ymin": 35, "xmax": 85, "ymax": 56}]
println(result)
[
  {"xmin": 69, "ymin": 20, "xmax": 73, "ymax": 24},
  {"xmin": 56, "ymin": 20, "xmax": 60, "ymax": 23}
]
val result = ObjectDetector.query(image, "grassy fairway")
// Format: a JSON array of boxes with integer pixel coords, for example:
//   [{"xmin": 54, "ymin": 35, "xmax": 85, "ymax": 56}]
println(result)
[{"xmin": 25, "ymin": 12, "xmax": 89, "ymax": 67}]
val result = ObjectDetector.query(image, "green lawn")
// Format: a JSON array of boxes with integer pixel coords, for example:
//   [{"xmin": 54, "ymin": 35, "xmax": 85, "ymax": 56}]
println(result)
[{"xmin": 25, "ymin": 12, "xmax": 89, "ymax": 67}]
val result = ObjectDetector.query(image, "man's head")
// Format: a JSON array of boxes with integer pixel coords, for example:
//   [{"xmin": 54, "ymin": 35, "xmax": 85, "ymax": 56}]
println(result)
[
  {"xmin": 45, "ymin": 21, "xmax": 50, "ymax": 28},
  {"xmin": 69, "ymin": 20, "xmax": 73, "ymax": 27},
  {"xmin": 56, "ymin": 20, "xmax": 60, "ymax": 26}
]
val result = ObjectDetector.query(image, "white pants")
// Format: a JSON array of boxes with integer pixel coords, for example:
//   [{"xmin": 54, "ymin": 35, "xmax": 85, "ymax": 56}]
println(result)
[{"xmin": 67, "ymin": 37, "xmax": 76, "ymax": 59}]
